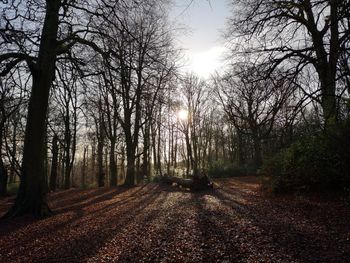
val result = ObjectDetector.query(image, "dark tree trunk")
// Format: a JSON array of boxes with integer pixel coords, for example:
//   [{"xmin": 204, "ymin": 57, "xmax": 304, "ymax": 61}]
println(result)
[
  {"xmin": 109, "ymin": 139, "xmax": 117, "ymax": 186},
  {"xmin": 9, "ymin": 117, "xmax": 18, "ymax": 183},
  {"xmin": 173, "ymin": 124, "xmax": 178, "ymax": 173},
  {"xmin": 4, "ymin": 0, "xmax": 60, "ymax": 218},
  {"xmin": 97, "ymin": 133, "xmax": 105, "ymax": 187},
  {"xmin": 319, "ymin": 73, "xmax": 337, "ymax": 126},
  {"xmin": 0, "ymin": 127, "xmax": 8, "ymax": 196},
  {"xmin": 43, "ymin": 131, "xmax": 49, "ymax": 188},
  {"xmin": 191, "ymin": 127, "xmax": 199, "ymax": 178},
  {"xmin": 58, "ymin": 148, "xmax": 64, "ymax": 188},
  {"xmin": 124, "ymin": 145, "xmax": 135, "ymax": 186},
  {"xmin": 120, "ymin": 147, "xmax": 125, "ymax": 182},
  {"xmin": 136, "ymin": 153, "xmax": 141, "ymax": 184},
  {"xmin": 0, "ymin": 160, "xmax": 8, "ymax": 197},
  {"xmin": 156, "ymin": 122, "xmax": 162, "ymax": 177},
  {"xmin": 142, "ymin": 123, "xmax": 150, "ymax": 180},
  {"xmin": 185, "ymin": 126, "xmax": 195, "ymax": 177},
  {"xmin": 81, "ymin": 146, "xmax": 87, "ymax": 188},
  {"xmin": 63, "ymin": 111, "xmax": 71, "ymax": 189},
  {"xmin": 49, "ymin": 134, "xmax": 59, "ymax": 191}
]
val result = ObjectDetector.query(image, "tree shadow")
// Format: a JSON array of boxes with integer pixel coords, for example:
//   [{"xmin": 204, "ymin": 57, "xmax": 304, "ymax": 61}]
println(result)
[
  {"xmin": 207, "ymin": 186, "xmax": 348, "ymax": 262},
  {"xmin": 0, "ymin": 181, "xmax": 348, "ymax": 262},
  {"xmin": 38, "ymin": 184, "xmax": 167, "ymax": 262},
  {"xmin": 0, "ymin": 184, "xmax": 156, "ymax": 242}
]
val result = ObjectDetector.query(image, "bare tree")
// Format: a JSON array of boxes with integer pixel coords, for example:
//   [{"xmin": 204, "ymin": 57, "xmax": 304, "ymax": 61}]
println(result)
[
  {"xmin": 216, "ymin": 64, "xmax": 294, "ymax": 167},
  {"xmin": 227, "ymin": 0, "xmax": 350, "ymax": 126},
  {"xmin": 1, "ymin": 0, "xmax": 109, "ymax": 217},
  {"xmin": 0, "ymin": 71, "xmax": 25, "ymax": 196}
]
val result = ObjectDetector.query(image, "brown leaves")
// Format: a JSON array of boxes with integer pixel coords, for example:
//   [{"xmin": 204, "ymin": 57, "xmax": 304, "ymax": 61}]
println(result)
[{"xmin": 0, "ymin": 177, "xmax": 349, "ymax": 262}]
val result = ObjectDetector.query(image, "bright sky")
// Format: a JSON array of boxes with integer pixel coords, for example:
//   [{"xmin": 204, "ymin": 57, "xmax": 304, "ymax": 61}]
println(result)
[{"xmin": 170, "ymin": 0, "xmax": 231, "ymax": 79}]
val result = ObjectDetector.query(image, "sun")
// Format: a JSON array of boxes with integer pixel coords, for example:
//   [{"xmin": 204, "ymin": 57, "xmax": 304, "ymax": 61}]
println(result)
[{"xmin": 177, "ymin": 109, "xmax": 189, "ymax": 121}]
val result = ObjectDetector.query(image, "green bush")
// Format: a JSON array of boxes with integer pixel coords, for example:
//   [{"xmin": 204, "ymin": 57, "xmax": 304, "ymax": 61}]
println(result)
[{"xmin": 262, "ymin": 124, "xmax": 350, "ymax": 193}]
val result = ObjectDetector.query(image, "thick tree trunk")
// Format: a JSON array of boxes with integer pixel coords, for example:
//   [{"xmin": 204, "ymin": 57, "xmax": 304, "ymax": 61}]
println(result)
[
  {"xmin": 124, "ymin": 146, "xmax": 135, "ymax": 186},
  {"xmin": 4, "ymin": 0, "xmax": 60, "ymax": 218},
  {"xmin": 0, "ymin": 160, "xmax": 8, "ymax": 197},
  {"xmin": 320, "ymin": 75, "xmax": 337, "ymax": 127},
  {"xmin": 49, "ymin": 135, "xmax": 59, "ymax": 191}
]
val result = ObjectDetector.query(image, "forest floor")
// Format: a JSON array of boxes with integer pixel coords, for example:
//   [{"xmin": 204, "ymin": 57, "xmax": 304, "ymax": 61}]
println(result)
[{"xmin": 0, "ymin": 177, "xmax": 349, "ymax": 263}]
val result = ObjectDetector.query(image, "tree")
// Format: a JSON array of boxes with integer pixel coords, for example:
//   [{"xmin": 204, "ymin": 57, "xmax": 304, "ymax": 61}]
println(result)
[
  {"xmin": 178, "ymin": 74, "xmax": 207, "ymax": 177},
  {"xmin": 49, "ymin": 134, "xmax": 59, "ymax": 191},
  {"xmin": 0, "ymin": 69, "xmax": 25, "ymax": 196},
  {"xmin": 95, "ymin": 0, "xmax": 176, "ymax": 186},
  {"xmin": 52, "ymin": 63, "xmax": 80, "ymax": 189},
  {"xmin": 228, "ymin": 0, "xmax": 350, "ymax": 126},
  {"xmin": 216, "ymin": 64, "xmax": 294, "ymax": 167},
  {"xmin": 1, "ymin": 0, "xmax": 62, "ymax": 217},
  {"xmin": 1, "ymin": 0, "xmax": 106, "ymax": 216}
]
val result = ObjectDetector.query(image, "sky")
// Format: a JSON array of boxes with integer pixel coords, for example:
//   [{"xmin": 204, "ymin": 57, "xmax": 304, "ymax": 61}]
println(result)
[{"xmin": 169, "ymin": 0, "xmax": 231, "ymax": 79}]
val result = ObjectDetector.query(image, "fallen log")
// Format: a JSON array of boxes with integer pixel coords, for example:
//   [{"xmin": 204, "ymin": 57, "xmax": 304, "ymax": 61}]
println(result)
[{"xmin": 161, "ymin": 174, "xmax": 213, "ymax": 191}]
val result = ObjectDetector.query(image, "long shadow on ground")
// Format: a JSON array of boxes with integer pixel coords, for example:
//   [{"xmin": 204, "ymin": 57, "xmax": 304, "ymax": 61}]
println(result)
[{"xmin": 0, "ymin": 179, "xmax": 349, "ymax": 263}]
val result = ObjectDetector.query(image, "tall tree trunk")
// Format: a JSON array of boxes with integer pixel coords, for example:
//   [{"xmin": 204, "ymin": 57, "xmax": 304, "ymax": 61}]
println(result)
[
  {"xmin": 173, "ymin": 124, "xmax": 178, "ymax": 175},
  {"xmin": 43, "ymin": 130, "xmax": 49, "ymax": 188},
  {"xmin": 124, "ymin": 141, "xmax": 135, "ymax": 186},
  {"xmin": 4, "ymin": 0, "xmax": 60, "ymax": 218},
  {"xmin": 58, "ymin": 148, "xmax": 64, "ymax": 188},
  {"xmin": 151, "ymin": 122, "xmax": 158, "ymax": 176},
  {"xmin": 136, "ymin": 152, "xmax": 141, "ymax": 184},
  {"xmin": 97, "ymin": 134, "xmax": 105, "ymax": 187},
  {"xmin": 9, "ymin": 117, "xmax": 18, "ymax": 183},
  {"xmin": 0, "ymin": 160, "xmax": 8, "ymax": 197},
  {"xmin": 81, "ymin": 146, "xmax": 87, "ymax": 188},
  {"xmin": 104, "ymin": 146, "xmax": 108, "ymax": 186},
  {"xmin": 142, "ymin": 123, "xmax": 150, "ymax": 180},
  {"xmin": 49, "ymin": 134, "xmax": 59, "ymax": 191},
  {"xmin": 63, "ymin": 111, "xmax": 71, "ymax": 189},
  {"xmin": 109, "ymin": 139, "xmax": 117, "ymax": 186},
  {"xmin": 156, "ymin": 120, "xmax": 162, "ymax": 177},
  {"xmin": 319, "ymin": 74, "xmax": 337, "ymax": 126},
  {"xmin": 91, "ymin": 138, "xmax": 96, "ymax": 184},
  {"xmin": 191, "ymin": 124, "xmax": 199, "ymax": 178},
  {"xmin": 120, "ymin": 146, "xmax": 125, "ymax": 182},
  {"xmin": 185, "ymin": 126, "xmax": 194, "ymax": 177},
  {"xmin": 0, "ymin": 127, "xmax": 8, "ymax": 196}
]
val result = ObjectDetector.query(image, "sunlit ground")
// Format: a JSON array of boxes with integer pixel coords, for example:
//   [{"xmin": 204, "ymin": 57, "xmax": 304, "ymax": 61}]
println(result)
[{"xmin": 1, "ymin": 177, "xmax": 349, "ymax": 262}]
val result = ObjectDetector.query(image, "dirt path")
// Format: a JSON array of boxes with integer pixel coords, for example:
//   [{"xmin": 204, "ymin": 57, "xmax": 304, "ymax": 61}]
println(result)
[{"xmin": 0, "ymin": 177, "xmax": 349, "ymax": 262}]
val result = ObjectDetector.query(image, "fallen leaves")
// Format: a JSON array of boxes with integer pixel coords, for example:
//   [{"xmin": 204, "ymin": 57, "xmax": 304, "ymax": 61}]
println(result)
[{"xmin": 0, "ymin": 177, "xmax": 349, "ymax": 262}]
